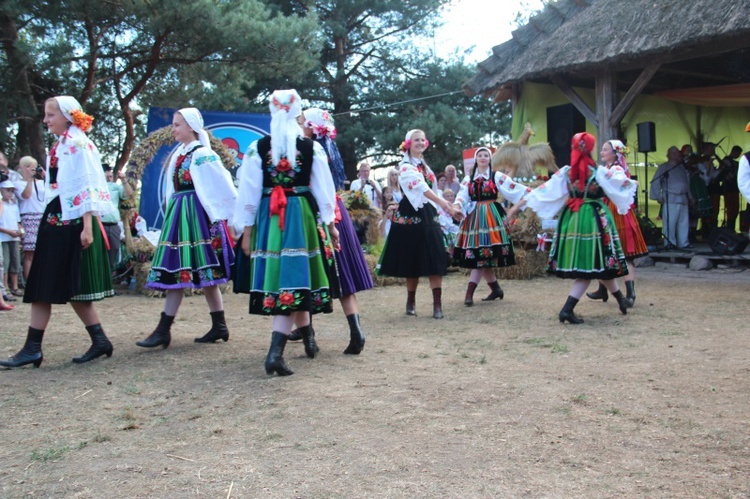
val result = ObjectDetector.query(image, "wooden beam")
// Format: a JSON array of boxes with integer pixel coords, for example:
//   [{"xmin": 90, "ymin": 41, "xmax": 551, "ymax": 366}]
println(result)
[
  {"xmin": 550, "ymin": 74, "xmax": 598, "ymax": 127},
  {"xmin": 609, "ymin": 62, "xmax": 661, "ymax": 127}
]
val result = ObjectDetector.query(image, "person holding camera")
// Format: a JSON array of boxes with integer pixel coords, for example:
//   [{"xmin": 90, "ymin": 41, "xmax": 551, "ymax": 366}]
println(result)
[
  {"xmin": 14, "ymin": 156, "xmax": 46, "ymax": 281},
  {"xmin": 350, "ymin": 162, "xmax": 382, "ymax": 209}
]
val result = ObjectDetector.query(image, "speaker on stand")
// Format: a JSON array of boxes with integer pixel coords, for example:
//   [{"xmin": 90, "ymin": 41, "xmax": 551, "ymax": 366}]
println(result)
[{"xmin": 637, "ymin": 122, "xmax": 656, "ymax": 220}]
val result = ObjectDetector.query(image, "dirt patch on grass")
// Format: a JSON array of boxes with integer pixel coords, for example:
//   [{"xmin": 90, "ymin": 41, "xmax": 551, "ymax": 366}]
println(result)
[{"xmin": 1, "ymin": 265, "xmax": 749, "ymax": 497}]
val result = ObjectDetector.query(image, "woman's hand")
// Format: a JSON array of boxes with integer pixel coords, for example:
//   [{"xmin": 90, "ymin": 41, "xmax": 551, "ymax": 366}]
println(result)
[
  {"xmin": 241, "ymin": 227, "xmax": 252, "ymax": 256},
  {"xmin": 80, "ymin": 227, "xmax": 93, "ymax": 249},
  {"xmin": 328, "ymin": 223, "xmax": 340, "ymax": 250}
]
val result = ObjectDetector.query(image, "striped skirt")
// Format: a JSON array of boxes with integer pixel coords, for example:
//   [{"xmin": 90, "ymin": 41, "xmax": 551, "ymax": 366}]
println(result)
[
  {"xmin": 548, "ymin": 199, "xmax": 629, "ymax": 280},
  {"xmin": 147, "ymin": 190, "xmax": 234, "ymax": 290},
  {"xmin": 23, "ymin": 197, "xmax": 113, "ymax": 304},
  {"xmin": 605, "ymin": 200, "xmax": 649, "ymax": 259},
  {"xmin": 453, "ymin": 200, "xmax": 515, "ymax": 268},
  {"xmin": 237, "ymin": 192, "xmax": 335, "ymax": 316}
]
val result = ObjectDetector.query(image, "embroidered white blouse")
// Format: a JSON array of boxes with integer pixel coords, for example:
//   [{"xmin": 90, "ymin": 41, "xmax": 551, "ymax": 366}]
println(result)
[
  {"xmin": 524, "ymin": 165, "xmax": 637, "ymax": 220},
  {"xmin": 454, "ymin": 168, "xmax": 531, "ymax": 215}
]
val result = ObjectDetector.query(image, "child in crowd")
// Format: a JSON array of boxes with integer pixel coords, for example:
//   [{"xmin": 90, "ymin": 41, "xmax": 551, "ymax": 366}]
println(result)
[{"xmin": 0, "ymin": 180, "xmax": 23, "ymax": 298}]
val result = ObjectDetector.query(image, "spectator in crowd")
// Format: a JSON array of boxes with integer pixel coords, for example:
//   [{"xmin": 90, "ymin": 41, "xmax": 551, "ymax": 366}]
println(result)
[
  {"xmin": 0, "ymin": 151, "xmax": 22, "ymax": 183},
  {"xmin": 651, "ymin": 146, "xmax": 692, "ymax": 249},
  {"xmin": 0, "ymin": 179, "xmax": 23, "ymax": 298},
  {"xmin": 14, "ymin": 156, "xmax": 46, "ymax": 280},
  {"xmin": 350, "ymin": 161, "xmax": 381, "ymax": 209},
  {"xmin": 101, "ymin": 164, "xmax": 134, "ymax": 273},
  {"xmin": 444, "ymin": 164, "xmax": 460, "ymax": 195},
  {"xmin": 386, "ymin": 167, "xmax": 403, "ymax": 203},
  {"xmin": 433, "ymin": 173, "xmax": 447, "ymax": 196}
]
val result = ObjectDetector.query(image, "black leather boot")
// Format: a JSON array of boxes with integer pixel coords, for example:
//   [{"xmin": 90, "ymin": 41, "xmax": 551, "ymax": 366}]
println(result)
[
  {"xmin": 586, "ymin": 283, "xmax": 608, "ymax": 302},
  {"xmin": 406, "ymin": 291, "xmax": 417, "ymax": 316},
  {"xmin": 265, "ymin": 331, "xmax": 293, "ymax": 376},
  {"xmin": 482, "ymin": 280, "xmax": 504, "ymax": 301},
  {"xmin": 288, "ymin": 316, "xmax": 313, "ymax": 342},
  {"xmin": 194, "ymin": 311, "xmax": 230, "ymax": 343},
  {"xmin": 136, "ymin": 312, "xmax": 173, "ymax": 349},
  {"xmin": 0, "ymin": 327, "xmax": 44, "ymax": 368},
  {"xmin": 73, "ymin": 324, "xmax": 113, "ymax": 363},
  {"xmin": 464, "ymin": 282, "xmax": 477, "ymax": 306},
  {"xmin": 612, "ymin": 290, "xmax": 633, "ymax": 315},
  {"xmin": 298, "ymin": 324, "xmax": 318, "ymax": 359},
  {"xmin": 625, "ymin": 281, "xmax": 636, "ymax": 305},
  {"xmin": 558, "ymin": 296, "xmax": 584, "ymax": 324},
  {"xmin": 432, "ymin": 287, "xmax": 444, "ymax": 319},
  {"xmin": 343, "ymin": 314, "xmax": 365, "ymax": 355}
]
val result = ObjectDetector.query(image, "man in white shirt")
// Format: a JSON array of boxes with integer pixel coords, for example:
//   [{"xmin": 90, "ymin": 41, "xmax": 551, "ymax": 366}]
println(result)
[
  {"xmin": 350, "ymin": 161, "xmax": 381, "ymax": 209},
  {"xmin": 650, "ymin": 146, "xmax": 692, "ymax": 249}
]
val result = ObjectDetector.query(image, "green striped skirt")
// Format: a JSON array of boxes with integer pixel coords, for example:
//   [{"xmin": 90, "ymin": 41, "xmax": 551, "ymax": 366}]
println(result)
[{"xmin": 548, "ymin": 199, "xmax": 629, "ymax": 280}]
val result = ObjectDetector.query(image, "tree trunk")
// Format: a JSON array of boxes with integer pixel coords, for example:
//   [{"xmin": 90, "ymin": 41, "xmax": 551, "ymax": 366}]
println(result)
[{"xmin": 0, "ymin": 13, "xmax": 46, "ymax": 162}]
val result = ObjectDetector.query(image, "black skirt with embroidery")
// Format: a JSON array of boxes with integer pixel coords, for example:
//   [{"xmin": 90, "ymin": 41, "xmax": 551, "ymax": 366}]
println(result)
[{"xmin": 376, "ymin": 197, "xmax": 447, "ymax": 278}]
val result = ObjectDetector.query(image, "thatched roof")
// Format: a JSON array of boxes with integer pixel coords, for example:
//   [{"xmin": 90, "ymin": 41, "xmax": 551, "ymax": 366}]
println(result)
[{"xmin": 465, "ymin": 0, "xmax": 750, "ymax": 98}]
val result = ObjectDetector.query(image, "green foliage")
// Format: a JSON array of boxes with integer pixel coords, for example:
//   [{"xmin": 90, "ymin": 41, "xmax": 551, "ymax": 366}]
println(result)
[{"xmin": 1, "ymin": 0, "xmax": 321, "ymax": 164}]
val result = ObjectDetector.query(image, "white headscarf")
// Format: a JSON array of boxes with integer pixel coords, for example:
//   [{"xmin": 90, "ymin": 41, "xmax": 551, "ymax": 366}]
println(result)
[
  {"xmin": 54, "ymin": 96, "xmax": 81, "ymax": 122},
  {"xmin": 178, "ymin": 107, "xmax": 211, "ymax": 150},
  {"xmin": 269, "ymin": 89, "xmax": 302, "ymax": 166}
]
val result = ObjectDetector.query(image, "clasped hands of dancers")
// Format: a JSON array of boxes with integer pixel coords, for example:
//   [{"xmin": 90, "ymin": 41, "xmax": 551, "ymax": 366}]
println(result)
[{"xmin": 1, "ymin": 94, "xmax": 641, "ymax": 372}]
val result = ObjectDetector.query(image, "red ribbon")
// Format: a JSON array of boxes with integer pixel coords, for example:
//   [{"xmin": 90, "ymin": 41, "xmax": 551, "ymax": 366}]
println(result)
[
  {"xmin": 566, "ymin": 198, "xmax": 584, "ymax": 212},
  {"xmin": 96, "ymin": 216, "xmax": 111, "ymax": 251},
  {"xmin": 269, "ymin": 185, "xmax": 288, "ymax": 230}
]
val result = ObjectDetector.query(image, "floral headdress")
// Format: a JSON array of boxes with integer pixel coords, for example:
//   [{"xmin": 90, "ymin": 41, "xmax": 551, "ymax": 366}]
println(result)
[
  {"xmin": 607, "ymin": 139, "xmax": 629, "ymax": 170},
  {"xmin": 304, "ymin": 107, "xmax": 346, "ymax": 190},
  {"xmin": 399, "ymin": 129, "xmax": 430, "ymax": 154},
  {"xmin": 269, "ymin": 89, "xmax": 303, "ymax": 167},
  {"xmin": 54, "ymin": 96, "xmax": 94, "ymax": 133},
  {"xmin": 304, "ymin": 108, "xmax": 336, "ymax": 140}
]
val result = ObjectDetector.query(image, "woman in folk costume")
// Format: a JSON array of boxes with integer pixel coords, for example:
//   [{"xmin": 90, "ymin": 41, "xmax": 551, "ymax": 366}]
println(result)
[
  {"xmin": 235, "ymin": 90, "xmax": 339, "ymax": 376},
  {"xmin": 586, "ymin": 140, "xmax": 648, "ymax": 306},
  {"xmin": 136, "ymin": 108, "xmax": 237, "ymax": 349},
  {"xmin": 376, "ymin": 129, "xmax": 460, "ymax": 319},
  {"xmin": 453, "ymin": 147, "xmax": 531, "ymax": 306},
  {"xmin": 519, "ymin": 132, "xmax": 635, "ymax": 324},
  {"xmin": 1, "ymin": 96, "xmax": 115, "ymax": 368},
  {"xmin": 293, "ymin": 107, "xmax": 371, "ymax": 355}
]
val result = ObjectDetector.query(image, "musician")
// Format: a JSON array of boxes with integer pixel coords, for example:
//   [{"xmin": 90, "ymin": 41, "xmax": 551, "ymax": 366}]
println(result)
[
  {"xmin": 717, "ymin": 146, "xmax": 743, "ymax": 231},
  {"xmin": 696, "ymin": 142, "xmax": 722, "ymax": 236}
]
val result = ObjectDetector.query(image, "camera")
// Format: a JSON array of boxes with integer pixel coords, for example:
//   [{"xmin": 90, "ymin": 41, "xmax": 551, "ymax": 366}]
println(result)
[
  {"xmin": 0, "ymin": 171, "xmax": 8, "ymax": 183},
  {"xmin": 34, "ymin": 165, "xmax": 45, "ymax": 179}
]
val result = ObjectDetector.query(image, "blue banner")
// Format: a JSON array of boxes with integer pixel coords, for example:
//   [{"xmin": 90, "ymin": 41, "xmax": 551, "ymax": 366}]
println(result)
[{"xmin": 140, "ymin": 107, "xmax": 270, "ymax": 229}]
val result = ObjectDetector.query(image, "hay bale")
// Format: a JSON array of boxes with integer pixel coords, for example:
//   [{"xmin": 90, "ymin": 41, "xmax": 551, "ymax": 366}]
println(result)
[
  {"xmin": 495, "ymin": 248, "xmax": 548, "ymax": 280},
  {"xmin": 364, "ymin": 253, "xmax": 404, "ymax": 287}
]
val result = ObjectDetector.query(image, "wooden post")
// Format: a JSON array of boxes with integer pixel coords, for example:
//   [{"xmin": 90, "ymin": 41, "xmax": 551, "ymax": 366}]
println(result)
[{"xmin": 595, "ymin": 72, "xmax": 617, "ymax": 150}]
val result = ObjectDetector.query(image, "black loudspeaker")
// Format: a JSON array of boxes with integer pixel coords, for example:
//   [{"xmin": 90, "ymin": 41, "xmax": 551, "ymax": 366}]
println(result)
[
  {"xmin": 637, "ymin": 122, "xmax": 656, "ymax": 153},
  {"xmin": 547, "ymin": 104, "xmax": 586, "ymax": 167},
  {"xmin": 708, "ymin": 228, "xmax": 749, "ymax": 255}
]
